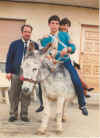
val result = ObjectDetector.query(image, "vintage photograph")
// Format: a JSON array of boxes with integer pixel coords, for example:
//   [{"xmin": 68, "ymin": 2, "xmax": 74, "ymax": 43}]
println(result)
[{"xmin": 0, "ymin": 0, "xmax": 99, "ymax": 137}]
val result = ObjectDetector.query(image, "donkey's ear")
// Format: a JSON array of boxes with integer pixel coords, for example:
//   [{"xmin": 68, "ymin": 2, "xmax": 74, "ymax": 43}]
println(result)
[{"xmin": 28, "ymin": 41, "xmax": 35, "ymax": 52}]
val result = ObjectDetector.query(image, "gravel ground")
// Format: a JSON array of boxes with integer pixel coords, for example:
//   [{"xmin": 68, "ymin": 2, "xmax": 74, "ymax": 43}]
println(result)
[{"xmin": 0, "ymin": 93, "xmax": 100, "ymax": 138}]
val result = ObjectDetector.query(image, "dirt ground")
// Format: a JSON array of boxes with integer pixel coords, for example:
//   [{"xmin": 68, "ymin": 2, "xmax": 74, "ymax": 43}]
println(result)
[{"xmin": 0, "ymin": 93, "xmax": 100, "ymax": 138}]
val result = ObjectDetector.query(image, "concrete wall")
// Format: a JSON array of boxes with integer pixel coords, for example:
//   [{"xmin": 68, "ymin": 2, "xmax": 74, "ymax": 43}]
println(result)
[{"xmin": 0, "ymin": 1, "xmax": 99, "ymax": 61}]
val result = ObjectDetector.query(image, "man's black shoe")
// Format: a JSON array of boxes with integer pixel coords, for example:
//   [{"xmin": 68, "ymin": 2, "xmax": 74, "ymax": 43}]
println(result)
[
  {"xmin": 21, "ymin": 117, "xmax": 30, "ymax": 122},
  {"xmin": 81, "ymin": 107, "xmax": 88, "ymax": 116},
  {"xmin": 88, "ymin": 88, "xmax": 94, "ymax": 91},
  {"xmin": 36, "ymin": 105, "xmax": 44, "ymax": 112},
  {"xmin": 85, "ymin": 94, "xmax": 91, "ymax": 98},
  {"xmin": 8, "ymin": 117, "xmax": 17, "ymax": 122}
]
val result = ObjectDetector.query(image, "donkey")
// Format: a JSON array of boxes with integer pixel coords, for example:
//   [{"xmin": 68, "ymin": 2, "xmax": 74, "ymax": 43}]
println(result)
[{"xmin": 20, "ymin": 42, "xmax": 76, "ymax": 134}]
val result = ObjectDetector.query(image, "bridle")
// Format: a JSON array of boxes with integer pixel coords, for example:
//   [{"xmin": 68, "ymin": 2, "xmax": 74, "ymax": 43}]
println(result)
[
  {"xmin": 21, "ymin": 36, "xmax": 69, "ymax": 84},
  {"xmin": 21, "ymin": 77, "xmax": 37, "ymax": 83},
  {"xmin": 20, "ymin": 67, "xmax": 52, "ymax": 84}
]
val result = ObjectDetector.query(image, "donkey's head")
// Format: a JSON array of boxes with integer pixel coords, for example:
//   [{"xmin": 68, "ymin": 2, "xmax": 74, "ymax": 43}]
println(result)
[{"xmin": 20, "ymin": 41, "xmax": 41, "ymax": 93}]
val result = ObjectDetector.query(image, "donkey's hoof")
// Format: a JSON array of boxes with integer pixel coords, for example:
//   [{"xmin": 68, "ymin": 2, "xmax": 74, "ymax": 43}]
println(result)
[
  {"xmin": 56, "ymin": 128, "xmax": 63, "ymax": 134},
  {"xmin": 62, "ymin": 115, "xmax": 67, "ymax": 122},
  {"xmin": 35, "ymin": 128, "xmax": 46, "ymax": 135}
]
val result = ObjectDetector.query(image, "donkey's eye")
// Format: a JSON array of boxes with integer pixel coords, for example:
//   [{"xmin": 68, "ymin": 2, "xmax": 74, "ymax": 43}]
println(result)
[{"xmin": 32, "ymin": 68, "xmax": 37, "ymax": 71}]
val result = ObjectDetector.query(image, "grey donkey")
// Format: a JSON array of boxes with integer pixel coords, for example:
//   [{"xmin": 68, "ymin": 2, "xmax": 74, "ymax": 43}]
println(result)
[{"xmin": 20, "ymin": 42, "xmax": 76, "ymax": 134}]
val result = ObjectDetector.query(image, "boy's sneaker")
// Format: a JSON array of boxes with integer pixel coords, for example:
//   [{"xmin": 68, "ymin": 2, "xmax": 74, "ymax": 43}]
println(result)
[
  {"xmin": 85, "ymin": 94, "xmax": 91, "ymax": 98},
  {"xmin": 80, "ymin": 106, "xmax": 88, "ymax": 116},
  {"xmin": 88, "ymin": 88, "xmax": 94, "ymax": 91}
]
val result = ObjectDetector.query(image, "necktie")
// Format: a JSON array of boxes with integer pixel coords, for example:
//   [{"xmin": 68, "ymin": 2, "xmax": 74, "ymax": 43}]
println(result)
[{"xmin": 24, "ymin": 41, "xmax": 27, "ymax": 56}]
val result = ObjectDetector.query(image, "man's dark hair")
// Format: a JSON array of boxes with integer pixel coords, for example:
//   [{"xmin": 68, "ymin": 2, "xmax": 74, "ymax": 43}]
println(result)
[
  {"xmin": 60, "ymin": 17, "xmax": 71, "ymax": 27},
  {"xmin": 21, "ymin": 24, "xmax": 33, "ymax": 32},
  {"xmin": 48, "ymin": 15, "xmax": 60, "ymax": 24}
]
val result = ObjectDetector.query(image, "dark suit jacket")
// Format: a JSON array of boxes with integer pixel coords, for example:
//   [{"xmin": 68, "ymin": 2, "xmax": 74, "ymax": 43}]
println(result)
[{"xmin": 5, "ymin": 39, "xmax": 39, "ymax": 74}]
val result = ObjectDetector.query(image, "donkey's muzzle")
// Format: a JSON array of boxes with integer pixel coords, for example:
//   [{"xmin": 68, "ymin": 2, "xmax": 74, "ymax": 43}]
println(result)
[{"xmin": 23, "ymin": 87, "xmax": 29, "ymax": 92}]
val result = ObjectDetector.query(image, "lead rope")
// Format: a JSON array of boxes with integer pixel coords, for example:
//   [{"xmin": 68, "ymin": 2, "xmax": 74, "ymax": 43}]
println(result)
[{"xmin": 47, "ymin": 34, "xmax": 70, "ymax": 65}]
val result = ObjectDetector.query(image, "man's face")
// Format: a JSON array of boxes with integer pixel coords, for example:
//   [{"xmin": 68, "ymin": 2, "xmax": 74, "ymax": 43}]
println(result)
[
  {"xmin": 48, "ymin": 20, "xmax": 60, "ymax": 34},
  {"xmin": 60, "ymin": 24, "xmax": 70, "ymax": 32},
  {"xmin": 22, "ymin": 26, "xmax": 32, "ymax": 41}
]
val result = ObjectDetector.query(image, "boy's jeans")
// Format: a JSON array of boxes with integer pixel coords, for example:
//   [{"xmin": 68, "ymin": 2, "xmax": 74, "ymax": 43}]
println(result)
[{"xmin": 64, "ymin": 59, "xmax": 86, "ymax": 108}]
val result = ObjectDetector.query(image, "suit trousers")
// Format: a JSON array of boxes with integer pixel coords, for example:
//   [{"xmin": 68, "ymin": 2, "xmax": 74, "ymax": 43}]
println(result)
[{"xmin": 8, "ymin": 74, "xmax": 31, "ymax": 118}]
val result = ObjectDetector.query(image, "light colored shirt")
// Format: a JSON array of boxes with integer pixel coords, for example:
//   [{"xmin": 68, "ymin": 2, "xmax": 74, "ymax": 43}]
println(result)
[{"xmin": 21, "ymin": 38, "xmax": 30, "ymax": 63}]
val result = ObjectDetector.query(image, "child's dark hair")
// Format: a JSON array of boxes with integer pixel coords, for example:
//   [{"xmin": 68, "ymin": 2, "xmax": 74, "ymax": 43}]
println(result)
[
  {"xmin": 48, "ymin": 15, "xmax": 60, "ymax": 24},
  {"xmin": 21, "ymin": 24, "xmax": 33, "ymax": 33},
  {"xmin": 60, "ymin": 17, "xmax": 71, "ymax": 27},
  {"xmin": 73, "ymin": 61, "xmax": 80, "ymax": 70}
]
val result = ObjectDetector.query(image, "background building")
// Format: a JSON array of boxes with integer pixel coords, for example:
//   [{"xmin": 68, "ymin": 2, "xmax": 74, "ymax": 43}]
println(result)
[{"xmin": 0, "ymin": 0, "xmax": 99, "ymax": 91}]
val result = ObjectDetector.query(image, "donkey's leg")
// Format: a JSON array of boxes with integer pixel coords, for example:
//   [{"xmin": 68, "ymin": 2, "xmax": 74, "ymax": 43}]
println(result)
[
  {"xmin": 62, "ymin": 99, "xmax": 68, "ymax": 122},
  {"xmin": 37, "ymin": 97, "xmax": 50, "ymax": 135},
  {"xmin": 56, "ymin": 96, "xmax": 65, "ymax": 133}
]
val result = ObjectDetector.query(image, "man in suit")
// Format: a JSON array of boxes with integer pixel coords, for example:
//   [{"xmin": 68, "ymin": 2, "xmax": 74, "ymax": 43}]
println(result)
[{"xmin": 6, "ymin": 24, "xmax": 35, "ymax": 122}]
